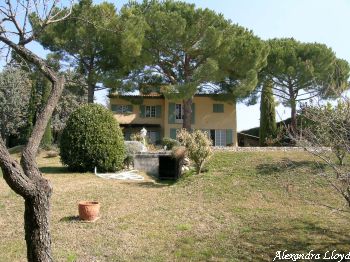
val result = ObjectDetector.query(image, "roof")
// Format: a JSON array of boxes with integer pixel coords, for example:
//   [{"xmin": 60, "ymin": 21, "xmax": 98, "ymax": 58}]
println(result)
[
  {"xmin": 108, "ymin": 93, "xmax": 231, "ymax": 98},
  {"xmin": 237, "ymin": 132, "xmax": 259, "ymax": 139},
  {"xmin": 109, "ymin": 93, "xmax": 163, "ymax": 98}
]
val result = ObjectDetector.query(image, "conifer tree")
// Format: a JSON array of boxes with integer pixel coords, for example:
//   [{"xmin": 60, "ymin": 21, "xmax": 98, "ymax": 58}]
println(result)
[{"xmin": 259, "ymin": 80, "xmax": 277, "ymax": 146}]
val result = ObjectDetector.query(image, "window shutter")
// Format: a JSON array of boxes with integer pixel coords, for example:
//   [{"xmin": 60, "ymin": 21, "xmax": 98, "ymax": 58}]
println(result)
[
  {"xmin": 156, "ymin": 105, "xmax": 162, "ymax": 118},
  {"xmin": 111, "ymin": 105, "xmax": 118, "ymax": 112},
  {"xmin": 155, "ymin": 131, "xmax": 161, "ymax": 143},
  {"xmin": 170, "ymin": 128, "xmax": 177, "ymax": 139},
  {"xmin": 191, "ymin": 103, "xmax": 195, "ymax": 124},
  {"xmin": 226, "ymin": 129, "xmax": 233, "ymax": 145},
  {"xmin": 213, "ymin": 104, "xmax": 224, "ymax": 113},
  {"xmin": 127, "ymin": 105, "xmax": 133, "ymax": 113},
  {"xmin": 168, "ymin": 103, "xmax": 175, "ymax": 124},
  {"xmin": 139, "ymin": 105, "xmax": 145, "ymax": 118}
]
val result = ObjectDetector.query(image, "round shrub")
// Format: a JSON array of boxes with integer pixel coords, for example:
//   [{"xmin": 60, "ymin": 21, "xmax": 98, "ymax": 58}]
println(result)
[{"xmin": 60, "ymin": 104, "xmax": 125, "ymax": 172}]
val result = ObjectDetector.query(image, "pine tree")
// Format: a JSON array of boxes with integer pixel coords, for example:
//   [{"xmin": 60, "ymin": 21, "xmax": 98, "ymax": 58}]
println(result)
[{"xmin": 259, "ymin": 80, "xmax": 277, "ymax": 146}]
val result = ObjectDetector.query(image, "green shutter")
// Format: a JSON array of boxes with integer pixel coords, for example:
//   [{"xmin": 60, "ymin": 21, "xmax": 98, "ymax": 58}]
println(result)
[
  {"xmin": 168, "ymin": 103, "xmax": 175, "ymax": 124},
  {"xmin": 191, "ymin": 103, "xmax": 195, "ymax": 124},
  {"xmin": 213, "ymin": 104, "xmax": 224, "ymax": 113},
  {"xmin": 155, "ymin": 131, "xmax": 161, "ymax": 144},
  {"xmin": 127, "ymin": 105, "xmax": 133, "ymax": 113},
  {"xmin": 111, "ymin": 105, "xmax": 118, "ymax": 112},
  {"xmin": 226, "ymin": 129, "xmax": 233, "ymax": 145},
  {"xmin": 170, "ymin": 128, "xmax": 177, "ymax": 139},
  {"xmin": 156, "ymin": 105, "xmax": 162, "ymax": 118},
  {"xmin": 140, "ymin": 105, "xmax": 145, "ymax": 118}
]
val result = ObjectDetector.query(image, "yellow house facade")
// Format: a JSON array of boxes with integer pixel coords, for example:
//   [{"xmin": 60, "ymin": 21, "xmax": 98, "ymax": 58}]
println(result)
[{"xmin": 109, "ymin": 94, "xmax": 237, "ymax": 146}]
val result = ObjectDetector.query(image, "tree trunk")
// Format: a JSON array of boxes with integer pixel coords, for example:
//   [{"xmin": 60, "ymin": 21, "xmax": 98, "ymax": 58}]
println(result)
[
  {"xmin": 182, "ymin": 98, "xmax": 193, "ymax": 131},
  {"xmin": 87, "ymin": 82, "xmax": 95, "ymax": 103},
  {"xmin": 24, "ymin": 179, "xmax": 53, "ymax": 262},
  {"xmin": 86, "ymin": 59, "xmax": 96, "ymax": 104},
  {"xmin": 290, "ymin": 98, "xmax": 297, "ymax": 135}
]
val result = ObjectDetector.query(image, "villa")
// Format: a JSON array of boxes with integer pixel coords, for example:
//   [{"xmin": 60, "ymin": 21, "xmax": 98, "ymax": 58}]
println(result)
[{"xmin": 109, "ymin": 93, "xmax": 238, "ymax": 146}]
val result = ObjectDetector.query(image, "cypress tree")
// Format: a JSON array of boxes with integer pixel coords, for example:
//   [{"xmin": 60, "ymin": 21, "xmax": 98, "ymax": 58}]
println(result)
[
  {"xmin": 259, "ymin": 80, "xmax": 277, "ymax": 146},
  {"xmin": 40, "ymin": 80, "xmax": 53, "ymax": 148}
]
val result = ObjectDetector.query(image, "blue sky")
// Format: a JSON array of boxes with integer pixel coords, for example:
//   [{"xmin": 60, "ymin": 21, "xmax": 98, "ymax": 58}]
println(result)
[{"xmin": 2, "ymin": 0, "xmax": 350, "ymax": 131}]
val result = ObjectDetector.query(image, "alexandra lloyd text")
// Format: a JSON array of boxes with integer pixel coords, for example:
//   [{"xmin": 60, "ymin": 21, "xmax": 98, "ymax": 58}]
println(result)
[{"xmin": 273, "ymin": 250, "xmax": 350, "ymax": 262}]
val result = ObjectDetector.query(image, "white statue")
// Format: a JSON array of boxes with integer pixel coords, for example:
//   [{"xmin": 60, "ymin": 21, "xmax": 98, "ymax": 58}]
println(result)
[{"xmin": 140, "ymin": 127, "xmax": 147, "ymax": 148}]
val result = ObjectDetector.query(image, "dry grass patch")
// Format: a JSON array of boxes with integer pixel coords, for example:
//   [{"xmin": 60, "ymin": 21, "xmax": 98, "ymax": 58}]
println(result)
[{"xmin": 0, "ymin": 151, "xmax": 350, "ymax": 261}]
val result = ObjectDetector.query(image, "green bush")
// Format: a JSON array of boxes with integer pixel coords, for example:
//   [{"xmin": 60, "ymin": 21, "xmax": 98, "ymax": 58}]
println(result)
[
  {"xmin": 162, "ymin": 137, "xmax": 180, "ymax": 150},
  {"xmin": 60, "ymin": 104, "xmax": 125, "ymax": 172}
]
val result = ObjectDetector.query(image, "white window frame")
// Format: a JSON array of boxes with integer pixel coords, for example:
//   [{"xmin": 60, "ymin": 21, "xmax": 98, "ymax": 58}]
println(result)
[
  {"xmin": 175, "ymin": 104, "xmax": 183, "ymax": 123},
  {"xmin": 145, "ymin": 105, "xmax": 156, "ymax": 118},
  {"xmin": 117, "ymin": 105, "xmax": 129, "ymax": 114},
  {"xmin": 215, "ymin": 130, "xmax": 226, "ymax": 147}
]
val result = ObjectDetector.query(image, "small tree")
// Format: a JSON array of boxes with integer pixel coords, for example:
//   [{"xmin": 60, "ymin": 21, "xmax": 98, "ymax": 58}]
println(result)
[
  {"xmin": 259, "ymin": 79, "xmax": 277, "ymax": 146},
  {"xmin": 0, "ymin": 67, "xmax": 31, "ymax": 146},
  {"xmin": 298, "ymin": 97, "xmax": 350, "ymax": 208},
  {"xmin": 52, "ymin": 71, "xmax": 88, "ymax": 139},
  {"xmin": 177, "ymin": 129, "xmax": 212, "ymax": 174},
  {"xmin": 302, "ymin": 100, "xmax": 350, "ymax": 166}
]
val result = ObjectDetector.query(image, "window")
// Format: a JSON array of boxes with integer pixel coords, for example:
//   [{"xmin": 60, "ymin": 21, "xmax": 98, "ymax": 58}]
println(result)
[
  {"xmin": 147, "ymin": 131, "xmax": 159, "ymax": 144},
  {"xmin": 210, "ymin": 129, "xmax": 226, "ymax": 146},
  {"xmin": 112, "ymin": 105, "xmax": 131, "ymax": 113},
  {"xmin": 145, "ymin": 106, "xmax": 156, "ymax": 118},
  {"xmin": 213, "ymin": 104, "xmax": 224, "ymax": 113},
  {"xmin": 175, "ymin": 104, "xmax": 183, "ymax": 120}
]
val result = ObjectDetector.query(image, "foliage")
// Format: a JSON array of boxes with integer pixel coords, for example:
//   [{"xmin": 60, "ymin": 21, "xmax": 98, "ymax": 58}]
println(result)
[
  {"xmin": 262, "ymin": 38, "xmax": 350, "ymax": 132},
  {"xmin": 130, "ymin": 132, "xmax": 145, "ymax": 143},
  {"xmin": 35, "ymin": 0, "xmax": 143, "ymax": 102},
  {"xmin": 301, "ymin": 99, "xmax": 350, "ymax": 165},
  {"xmin": 259, "ymin": 79, "xmax": 277, "ymax": 146},
  {"xmin": 52, "ymin": 71, "xmax": 88, "ymax": 135},
  {"xmin": 40, "ymin": 77, "xmax": 53, "ymax": 148},
  {"xmin": 162, "ymin": 137, "xmax": 180, "ymax": 150},
  {"xmin": 0, "ymin": 67, "xmax": 31, "ymax": 145},
  {"xmin": 121, "ymin": 0, "xmax": 268, "ymax": 129},
  {"xmin": 177, "ymin": 129, "xmax": 212, "ymax": 174},
  {"xmin": 60, "ymin": 104, "xmax": 125, "ymax": 172}
]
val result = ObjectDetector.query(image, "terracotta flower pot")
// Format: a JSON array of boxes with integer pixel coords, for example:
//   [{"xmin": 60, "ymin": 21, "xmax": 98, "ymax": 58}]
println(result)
[{"xmin": 78, "ymin": 201, "xmax": 100, "ymax": 222}]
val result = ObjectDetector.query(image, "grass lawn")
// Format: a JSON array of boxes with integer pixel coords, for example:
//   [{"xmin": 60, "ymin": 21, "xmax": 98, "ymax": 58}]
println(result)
[{"xmin": 1, "ymin": 151, "xmax": 350, "ymax": 261}]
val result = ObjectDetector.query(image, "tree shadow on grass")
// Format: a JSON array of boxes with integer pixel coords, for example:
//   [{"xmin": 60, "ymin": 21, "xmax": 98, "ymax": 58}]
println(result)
[
  {"xmin": 236, "ymin": 218, "xmax": 350, "ymax": 261},
  {"xmin": 256, "ymin": 158, "xmax": 327, "ymax": 176},
  {"xmin": 59, "ymin": 215, "xmax": 79, "ymax": 222},
  {"xmin": 127, "ymin": 180, "xmax": 174, "ymax": 189},
  {"xmin": 40, "ymin": 166, "xmax": 68, "ymax": 174}
]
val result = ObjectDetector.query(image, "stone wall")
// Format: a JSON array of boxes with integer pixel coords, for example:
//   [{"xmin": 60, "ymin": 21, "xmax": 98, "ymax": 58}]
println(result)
[
  {"xmin": 212, "ymin": 146, "xmax": 331, "ymax": 152},
  {"xmin": 134, "ymin": 152, "xmax": 171, "ymax": 175}
]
